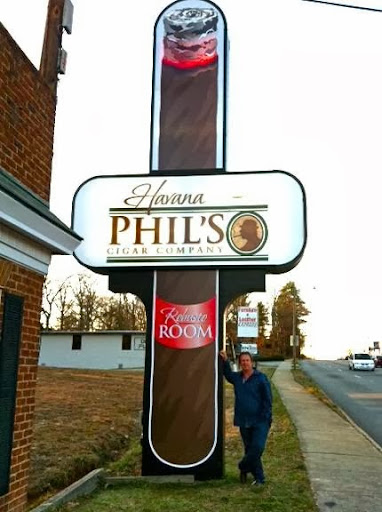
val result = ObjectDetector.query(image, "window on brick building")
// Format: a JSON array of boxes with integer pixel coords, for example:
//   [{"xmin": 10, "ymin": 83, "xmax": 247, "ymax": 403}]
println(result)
[
  {"xmin": 122, "ymin": 334, "xmax": 131, "ymax": 350},
  {"xmin": 72, "ymin": 334, "xmax": 82, "ymax": 350}
]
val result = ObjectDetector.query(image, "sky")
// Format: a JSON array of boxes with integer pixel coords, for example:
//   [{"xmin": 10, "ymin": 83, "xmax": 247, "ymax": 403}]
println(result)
[{"xmin": 2, "ymin": 0, "xmax": 382, "ymax": 359}]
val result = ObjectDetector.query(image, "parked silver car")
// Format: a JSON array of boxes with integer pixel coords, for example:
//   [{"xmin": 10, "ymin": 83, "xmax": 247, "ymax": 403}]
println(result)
[{"xmin": 348, "ymin": 353, "xmax": 375, "ymax": 371}]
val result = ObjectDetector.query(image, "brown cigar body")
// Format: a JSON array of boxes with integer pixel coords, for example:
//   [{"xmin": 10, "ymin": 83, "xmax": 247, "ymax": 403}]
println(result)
[
  {"xmin": 149, "ymin": 5, "xmax": 221, "ymax": 469},
  {"xmin": 151, "ymin": 270, "xmax": 216, "ymax": 465},
  {"xmin": 159, "ymin": 63, "xmax": 217, "ymax": 171}
]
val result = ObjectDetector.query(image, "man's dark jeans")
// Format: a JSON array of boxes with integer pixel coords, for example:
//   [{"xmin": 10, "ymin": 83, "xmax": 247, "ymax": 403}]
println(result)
[{"xmin": 239, "ymin": 422, "xmax": 270, "ymax": 483}]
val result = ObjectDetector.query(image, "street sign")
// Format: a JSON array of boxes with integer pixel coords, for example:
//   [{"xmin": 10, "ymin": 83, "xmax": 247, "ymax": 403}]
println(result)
[{"xmin": 290, "ymin": 335, "xmax": 300, "ymax": 347}]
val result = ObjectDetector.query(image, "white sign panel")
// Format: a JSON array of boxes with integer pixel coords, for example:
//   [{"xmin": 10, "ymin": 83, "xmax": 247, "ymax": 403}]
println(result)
[
  {"xmin": 134, "ymin": 337, "xmax": 146, "ymax": 350},
  {"xmin": 72, "ymin": 171, "xmax": 306, "ymax": 271},
  {"xmin": 237, "ymin": 307, "xmax": 258, "ymax": 338},
  {"xmin": 290, "ymin": 335, "xmax": 300, "ymax": 347},
  {"xmin": 239, "ymin": 343, "xmax": 258, "ymax": 355}
]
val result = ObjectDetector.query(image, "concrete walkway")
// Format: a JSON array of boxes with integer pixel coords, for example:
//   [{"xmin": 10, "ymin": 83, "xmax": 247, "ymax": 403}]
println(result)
[{"xmin": 272, "ymin": 360, "xmax": 382, "ymax": 512}]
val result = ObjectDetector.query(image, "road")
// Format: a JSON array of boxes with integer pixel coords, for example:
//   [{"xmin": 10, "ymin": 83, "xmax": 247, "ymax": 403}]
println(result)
[{"xmin": 300, "ymin": 359, "xmax": 382, "ymax": 448}]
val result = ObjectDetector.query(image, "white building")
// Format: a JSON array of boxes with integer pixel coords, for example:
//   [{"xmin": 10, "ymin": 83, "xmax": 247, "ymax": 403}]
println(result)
[{"xmin": 39, "ymin": 330, "xmax": 146, "ymax": 370}]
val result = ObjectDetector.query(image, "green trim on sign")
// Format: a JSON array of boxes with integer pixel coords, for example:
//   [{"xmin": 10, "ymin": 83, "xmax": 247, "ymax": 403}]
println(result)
[
  {"xmin": 106, "ymin": 256, "xmax": 269, "ymax": 263},
  {"xmin": 109, "ymin": 205, "xmax": 269, "ymax": 214}
]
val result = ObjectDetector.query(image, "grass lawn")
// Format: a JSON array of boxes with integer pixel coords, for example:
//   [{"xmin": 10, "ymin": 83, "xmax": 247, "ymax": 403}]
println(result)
[{"xmin": 28, "ymin": 365, "xmax": 318, "ymax": 512}]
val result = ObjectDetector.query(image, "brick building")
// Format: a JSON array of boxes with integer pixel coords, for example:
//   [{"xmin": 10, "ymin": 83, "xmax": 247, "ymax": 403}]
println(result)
[{"xmin": 0, "ymin": 5, "xmax": 80, "ymax": 511}]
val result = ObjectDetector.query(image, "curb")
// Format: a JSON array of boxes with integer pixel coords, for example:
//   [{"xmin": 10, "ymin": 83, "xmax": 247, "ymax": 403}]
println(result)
[
  {"xmin": 104, "ymin": 474, "xmax": 195, "ymax": 487},
  {"xmin": 30, "ymin": 468, "xmax": 105, "ymax": 511},
  {"xmin": 29, "ymin": 472, "xmax": 196, "ymax": 511}
]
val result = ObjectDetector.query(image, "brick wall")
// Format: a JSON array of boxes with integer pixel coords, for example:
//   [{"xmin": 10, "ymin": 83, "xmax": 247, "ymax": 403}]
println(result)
[
  {"xmin": 0, "ymin": 23, "xmax": 55, "ymax": 201},
  {"xmin": 0, "ymin": 261, "xmax": 44, "ymax": 512},
  {"xmin": 0, "ymin": 21, "xmax": 57, "ymax": 512}
]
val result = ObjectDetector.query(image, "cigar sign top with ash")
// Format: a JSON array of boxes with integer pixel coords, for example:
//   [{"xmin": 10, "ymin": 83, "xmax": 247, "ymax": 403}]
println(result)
[
  {"xmin": 164, "ymin": 8, "xmax": 218, "ymax": 36},
  {"xmin": 163, "ymin": 7, "xmax": 218, "ymax": 69},
  {"xmin": 150, "ymin": 1, "xmax": 227, "ymax": 171}
]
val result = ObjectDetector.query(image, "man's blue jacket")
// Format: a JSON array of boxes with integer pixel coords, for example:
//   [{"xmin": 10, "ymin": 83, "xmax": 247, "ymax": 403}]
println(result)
[{"xmin": 222, "ymin": 360, "xmax": 272, "ymax": 427}]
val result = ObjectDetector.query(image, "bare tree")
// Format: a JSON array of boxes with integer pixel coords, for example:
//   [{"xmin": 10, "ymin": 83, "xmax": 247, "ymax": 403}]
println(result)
[
  {"xmin": 129, "ymin": 295, "xmax": 146, "ymax": 330},
  {"xmin": 97, "ymin": 293, "xmax": 146, "ymax": 331},
  {"xmin": 41, "ymin": 276, "xmax": 72, "ymax": 330},
  {"xmin": 42, "ymin": 272, "xmax": 147, "ymax": 332},
  {"xmin": 71, "ymin": 274, "xmax": 101, "ymax": 331},
  {"xmin": 55, "ymin": 281, "xmax": 75, "ymax": 330}
]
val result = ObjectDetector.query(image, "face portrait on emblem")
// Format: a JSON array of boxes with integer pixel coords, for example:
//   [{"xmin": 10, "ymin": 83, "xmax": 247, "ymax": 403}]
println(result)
[{"xmin": 228, "ymin": 213, "xmax": 266, "ymax": 255}]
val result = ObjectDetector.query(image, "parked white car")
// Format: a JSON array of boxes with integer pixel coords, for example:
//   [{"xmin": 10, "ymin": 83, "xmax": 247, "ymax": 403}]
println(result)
[{"xmin": 348, "ymin": 353, "xmax": 375, "ymax": 371}]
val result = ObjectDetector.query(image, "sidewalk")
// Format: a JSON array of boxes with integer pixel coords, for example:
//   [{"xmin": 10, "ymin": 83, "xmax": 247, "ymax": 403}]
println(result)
[{"xmin": 272, "ymin": 360, "xmax": 382, "ymax": 512}]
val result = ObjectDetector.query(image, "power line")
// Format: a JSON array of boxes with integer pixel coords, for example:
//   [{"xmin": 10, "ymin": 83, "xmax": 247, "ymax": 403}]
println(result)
[{"xmin": 302, "ymin": 0, "xmax": 382, "ymax": 13}]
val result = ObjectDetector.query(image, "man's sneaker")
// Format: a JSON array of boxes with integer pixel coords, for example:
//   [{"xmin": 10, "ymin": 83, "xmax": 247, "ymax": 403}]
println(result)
[{"xmin": 251, "ymin": 480, "xmax": 265, "ymax": 486}]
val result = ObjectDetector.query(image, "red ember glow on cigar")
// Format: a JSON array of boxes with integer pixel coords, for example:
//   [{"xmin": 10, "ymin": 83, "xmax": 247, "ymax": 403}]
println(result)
[{"xmin": 162, "ymin": 54, "xmax": 217, "ymax": 69}]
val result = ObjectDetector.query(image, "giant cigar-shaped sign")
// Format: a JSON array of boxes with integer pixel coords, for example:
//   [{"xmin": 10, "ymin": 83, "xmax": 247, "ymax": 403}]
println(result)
[
  {"xmin": 71, "ymin": 0, "xmax": 307, "ymax": 479},
  {"xmin": 149, "ymin": 2, "xmax": 225, "ymax": 469}
]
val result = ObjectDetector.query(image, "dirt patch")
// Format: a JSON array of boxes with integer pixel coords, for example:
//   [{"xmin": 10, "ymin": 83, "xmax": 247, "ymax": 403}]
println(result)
[{"xmin": 29, "ymin": 368, "xmax": 144, "ymax": 504}]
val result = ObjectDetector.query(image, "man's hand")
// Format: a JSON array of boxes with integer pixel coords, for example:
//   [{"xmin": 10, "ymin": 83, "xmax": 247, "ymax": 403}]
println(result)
[{"xmin": 219, "ymin": 350, "xmax": 228, "ymax": 361}]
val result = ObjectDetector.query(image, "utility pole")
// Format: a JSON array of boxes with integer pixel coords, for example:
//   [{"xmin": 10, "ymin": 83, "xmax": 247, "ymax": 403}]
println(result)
[{"xmin": 292, "ymin": 287, "xmax": 297, "ymax": 370}]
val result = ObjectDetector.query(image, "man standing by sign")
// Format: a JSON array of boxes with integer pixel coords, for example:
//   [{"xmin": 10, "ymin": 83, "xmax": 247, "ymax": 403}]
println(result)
[{"xmin": 219, "ymin": 350, "xmax": 272, "ymax": 485}]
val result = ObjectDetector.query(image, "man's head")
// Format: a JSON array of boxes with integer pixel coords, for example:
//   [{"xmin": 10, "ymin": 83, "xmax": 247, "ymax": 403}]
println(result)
[
  {"xmin": 240, "ymin": 219, "xmax": 256, "ymax": 239},
  {"xmin": 239, "ymin": 352, "xmax": 253, "ymax": 371}
]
